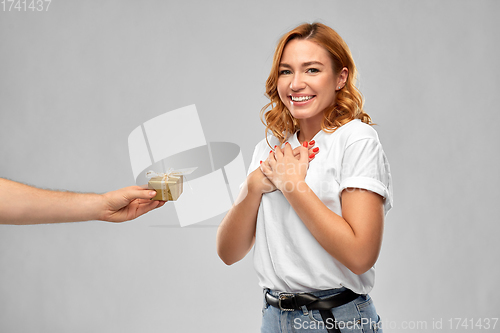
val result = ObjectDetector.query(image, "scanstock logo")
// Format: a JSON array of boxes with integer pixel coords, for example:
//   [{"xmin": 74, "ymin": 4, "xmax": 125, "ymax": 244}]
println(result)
[{"xmin": 128, "ymin": 105, "xmax": 246, "ymax": 227}]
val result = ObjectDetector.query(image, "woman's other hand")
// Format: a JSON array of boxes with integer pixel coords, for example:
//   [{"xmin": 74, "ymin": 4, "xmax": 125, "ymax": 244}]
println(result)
[
  {"xmin": 248, "ymin": 167, "xmax": 277, "ymax": 195},
  {"xmin": 293, "ymin": 140, "xmax": 319, "ymax": 162}
]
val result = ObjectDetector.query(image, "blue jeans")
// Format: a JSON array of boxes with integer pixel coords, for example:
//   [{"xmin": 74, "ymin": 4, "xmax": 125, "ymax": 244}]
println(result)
[{"xmin": 261, "ymin": 287, "xmax": 382, "ymax": 333}]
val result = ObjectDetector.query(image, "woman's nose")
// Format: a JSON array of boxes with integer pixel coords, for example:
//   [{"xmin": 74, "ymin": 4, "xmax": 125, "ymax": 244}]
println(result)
[{"xmin": 290, "ymin": 74, "xmax": 306, "ymax": 91}]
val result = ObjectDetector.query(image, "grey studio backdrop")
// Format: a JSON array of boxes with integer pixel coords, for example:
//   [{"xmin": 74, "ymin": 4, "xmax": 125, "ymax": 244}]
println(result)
[{"xmin": 1, "ymin": 1, "xmax": 499, "ymax": 332}]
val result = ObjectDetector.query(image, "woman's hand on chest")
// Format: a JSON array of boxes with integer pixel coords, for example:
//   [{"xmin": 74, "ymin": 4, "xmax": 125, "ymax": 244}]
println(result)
[{"xmin": 260, "ymin": 142, "xmax": 312, "ymax": 193}]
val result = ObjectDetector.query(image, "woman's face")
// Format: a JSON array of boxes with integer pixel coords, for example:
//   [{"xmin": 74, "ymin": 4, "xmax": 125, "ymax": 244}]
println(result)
[{"xmin": 277, "ymin": 39, "xmax": 339, "ymax": 124}]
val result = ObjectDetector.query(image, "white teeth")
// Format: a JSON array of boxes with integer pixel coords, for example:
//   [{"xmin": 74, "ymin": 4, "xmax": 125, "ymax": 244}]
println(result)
[{"xmin": 291, "ymin": 96, "xmax": 313, "ymax": 102}]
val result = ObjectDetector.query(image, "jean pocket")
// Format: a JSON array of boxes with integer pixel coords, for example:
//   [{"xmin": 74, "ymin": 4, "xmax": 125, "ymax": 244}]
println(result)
[
  {"xmin": 374, "ymin": 316, "xmax": 382, "ymax": 333},
  {"xmin": 262, "ymin": 290, "xmax": 270, "ymax": 316},
  {"xmin": 356, "ymin": 296, "xmax": 382, "ymax": 333},
  {"xmin": 262, "ymin": 301, "xmax": 269, "ymax": 316}
]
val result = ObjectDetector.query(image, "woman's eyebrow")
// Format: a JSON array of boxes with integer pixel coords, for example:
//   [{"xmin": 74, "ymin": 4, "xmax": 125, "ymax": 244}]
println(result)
[
  {"xmin": 279, "ymin": 61, "xmax": 324, "ymax": 68},
  {"xmin": 302, "ymin": 61, "xmax": 324, "ymax": 67}
]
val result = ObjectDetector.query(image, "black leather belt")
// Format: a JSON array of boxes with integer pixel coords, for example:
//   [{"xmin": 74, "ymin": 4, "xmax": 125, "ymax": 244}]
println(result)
[{"xmin": 265, "ymin": 289, "xmax": 360, "ymax": 333}]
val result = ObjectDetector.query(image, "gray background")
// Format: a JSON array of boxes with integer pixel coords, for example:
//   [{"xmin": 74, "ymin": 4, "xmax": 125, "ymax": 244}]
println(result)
[{"xmin": 1, "ymin": 1, "xmax": 499, "ymax": 332}]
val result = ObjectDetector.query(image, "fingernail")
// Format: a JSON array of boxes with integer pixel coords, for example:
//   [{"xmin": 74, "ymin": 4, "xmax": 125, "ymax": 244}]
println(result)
[
  {"xmin": 150, "ymin": 191, "xmax": 157, "ymax": 196},
  {"xmin": 274, "ymin": 145, "xmax": 277, "ymax": 148},
  {"xmin": 303, "ymin": 141, "xmax": 308, "ymax": 147},
  {"xmin": 313, "ymin": 147, "xmax": 319, "ymax": 152},
  {"xmin": 309, "ymin": 154, "xmax": 315, "ymax": 159},
  {"xmin": 309, "ymin": 140, "xmax": 315, "ymax": 145},
  {"xmin": 260, "ymin": 160, "xmax": 262, "ymax": 164},
  {"xmin": 285, "ymin": 142, "xmax": 289, "ymax": 145},
  {"xmin": 270, "ymin": 150, "xmax": 273, "ymax": 153}
]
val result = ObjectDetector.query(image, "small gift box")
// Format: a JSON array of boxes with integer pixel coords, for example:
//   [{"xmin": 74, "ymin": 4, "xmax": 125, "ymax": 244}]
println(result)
[{"xmin": 146, "ymin": 168, "xmax": 197, "ymax": 201}]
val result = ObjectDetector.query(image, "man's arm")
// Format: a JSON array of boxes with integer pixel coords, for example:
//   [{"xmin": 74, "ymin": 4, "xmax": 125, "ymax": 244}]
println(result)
[{"xmin": 0, "ymin": 178, "xmax": 164, "ymax": 225}]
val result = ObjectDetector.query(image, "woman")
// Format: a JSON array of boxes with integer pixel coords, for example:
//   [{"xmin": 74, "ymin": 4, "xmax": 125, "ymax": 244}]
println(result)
[{"xmin": 217, "ymin": 22, "xmax": 392, "ymax": 333}]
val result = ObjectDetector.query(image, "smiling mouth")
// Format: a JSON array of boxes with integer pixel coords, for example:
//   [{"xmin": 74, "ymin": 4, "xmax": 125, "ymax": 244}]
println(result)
[{"xmin": 290, "ymin": 95, "xmax": 315, "ymax": 102}]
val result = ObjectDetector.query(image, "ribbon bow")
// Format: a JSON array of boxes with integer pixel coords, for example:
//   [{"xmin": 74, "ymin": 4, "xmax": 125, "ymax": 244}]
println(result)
[{"xmin": 146, "ymin": 168, "xmax": 181, "ymax": 181}]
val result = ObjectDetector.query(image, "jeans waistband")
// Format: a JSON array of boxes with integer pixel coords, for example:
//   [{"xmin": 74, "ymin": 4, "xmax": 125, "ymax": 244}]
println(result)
[{"xmin": 265, "ymin": 286, "xmax": 349, "ymax": 299}]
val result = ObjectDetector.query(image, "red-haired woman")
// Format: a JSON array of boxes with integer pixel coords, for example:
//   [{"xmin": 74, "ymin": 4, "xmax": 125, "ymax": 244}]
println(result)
[{"xmin": 217, "ymin": 22, "xmax": 393, "ymax": 333}]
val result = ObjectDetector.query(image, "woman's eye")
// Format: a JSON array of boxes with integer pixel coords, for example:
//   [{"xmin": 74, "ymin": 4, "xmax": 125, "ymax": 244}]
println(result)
[
  {"xmin": 307, "ymin": 68, "xmax": 319, "ymax": 73},
  {"xmin": 279, "ymin": 70, "xmax": 292, "ymax": 75}
]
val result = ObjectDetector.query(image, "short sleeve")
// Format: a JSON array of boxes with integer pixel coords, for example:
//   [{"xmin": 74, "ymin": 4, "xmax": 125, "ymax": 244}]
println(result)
[
  {"xmin": 245, "ymin": 136, "xmax": 278, "ymax": 177},
  {"xmin": 339, "ymin": 138, "xmax": 393, "ymax": 215},
  {"xmin": 238, "ymin": 139, "xmax": 267, "ymax": 191},
  {"xmin": 247, "ymin": 143, "xmax": 263, "ymax": 176}
]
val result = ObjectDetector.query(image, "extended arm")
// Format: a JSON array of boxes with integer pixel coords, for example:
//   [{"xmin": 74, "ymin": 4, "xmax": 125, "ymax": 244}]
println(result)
[{"xmin": 0, "ymin": 178, "xmax": 164, "ymax": 225}]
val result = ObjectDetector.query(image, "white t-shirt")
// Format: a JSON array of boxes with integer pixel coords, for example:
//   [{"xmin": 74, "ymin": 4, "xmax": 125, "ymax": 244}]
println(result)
[{"xmin": 247, "ymin": 119, "xmax": 393, "ymax": 294}]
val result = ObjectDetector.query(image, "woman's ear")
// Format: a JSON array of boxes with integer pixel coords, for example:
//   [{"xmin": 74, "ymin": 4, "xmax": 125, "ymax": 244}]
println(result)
[{"xmin": 337, "ymin": 67, "xmax": 348, "ymax": 90}]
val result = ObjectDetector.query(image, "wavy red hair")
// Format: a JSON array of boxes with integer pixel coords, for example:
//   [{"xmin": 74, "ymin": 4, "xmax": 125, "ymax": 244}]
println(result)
[{"xmin": 261, "ymin": 22, "xmax": 372, "ymax": 147}]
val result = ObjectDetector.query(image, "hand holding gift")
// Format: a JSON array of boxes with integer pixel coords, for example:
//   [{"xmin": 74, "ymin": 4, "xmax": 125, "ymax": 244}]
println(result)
[{"xmin": 0, "ymin": 178, "xmax": 165, "ymax": 224}]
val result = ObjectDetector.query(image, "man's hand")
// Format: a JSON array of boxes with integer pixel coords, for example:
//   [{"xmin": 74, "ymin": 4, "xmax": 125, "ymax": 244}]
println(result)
[{"xmin": 100, "ymin": 186, "xmax": 166, "ymax": 222}]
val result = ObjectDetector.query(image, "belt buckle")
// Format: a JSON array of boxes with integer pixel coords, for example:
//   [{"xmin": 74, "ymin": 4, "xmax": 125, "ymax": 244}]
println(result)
[{"xmin": 278, "ymin": 293, "xmax": 295, "ymax": 312}]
